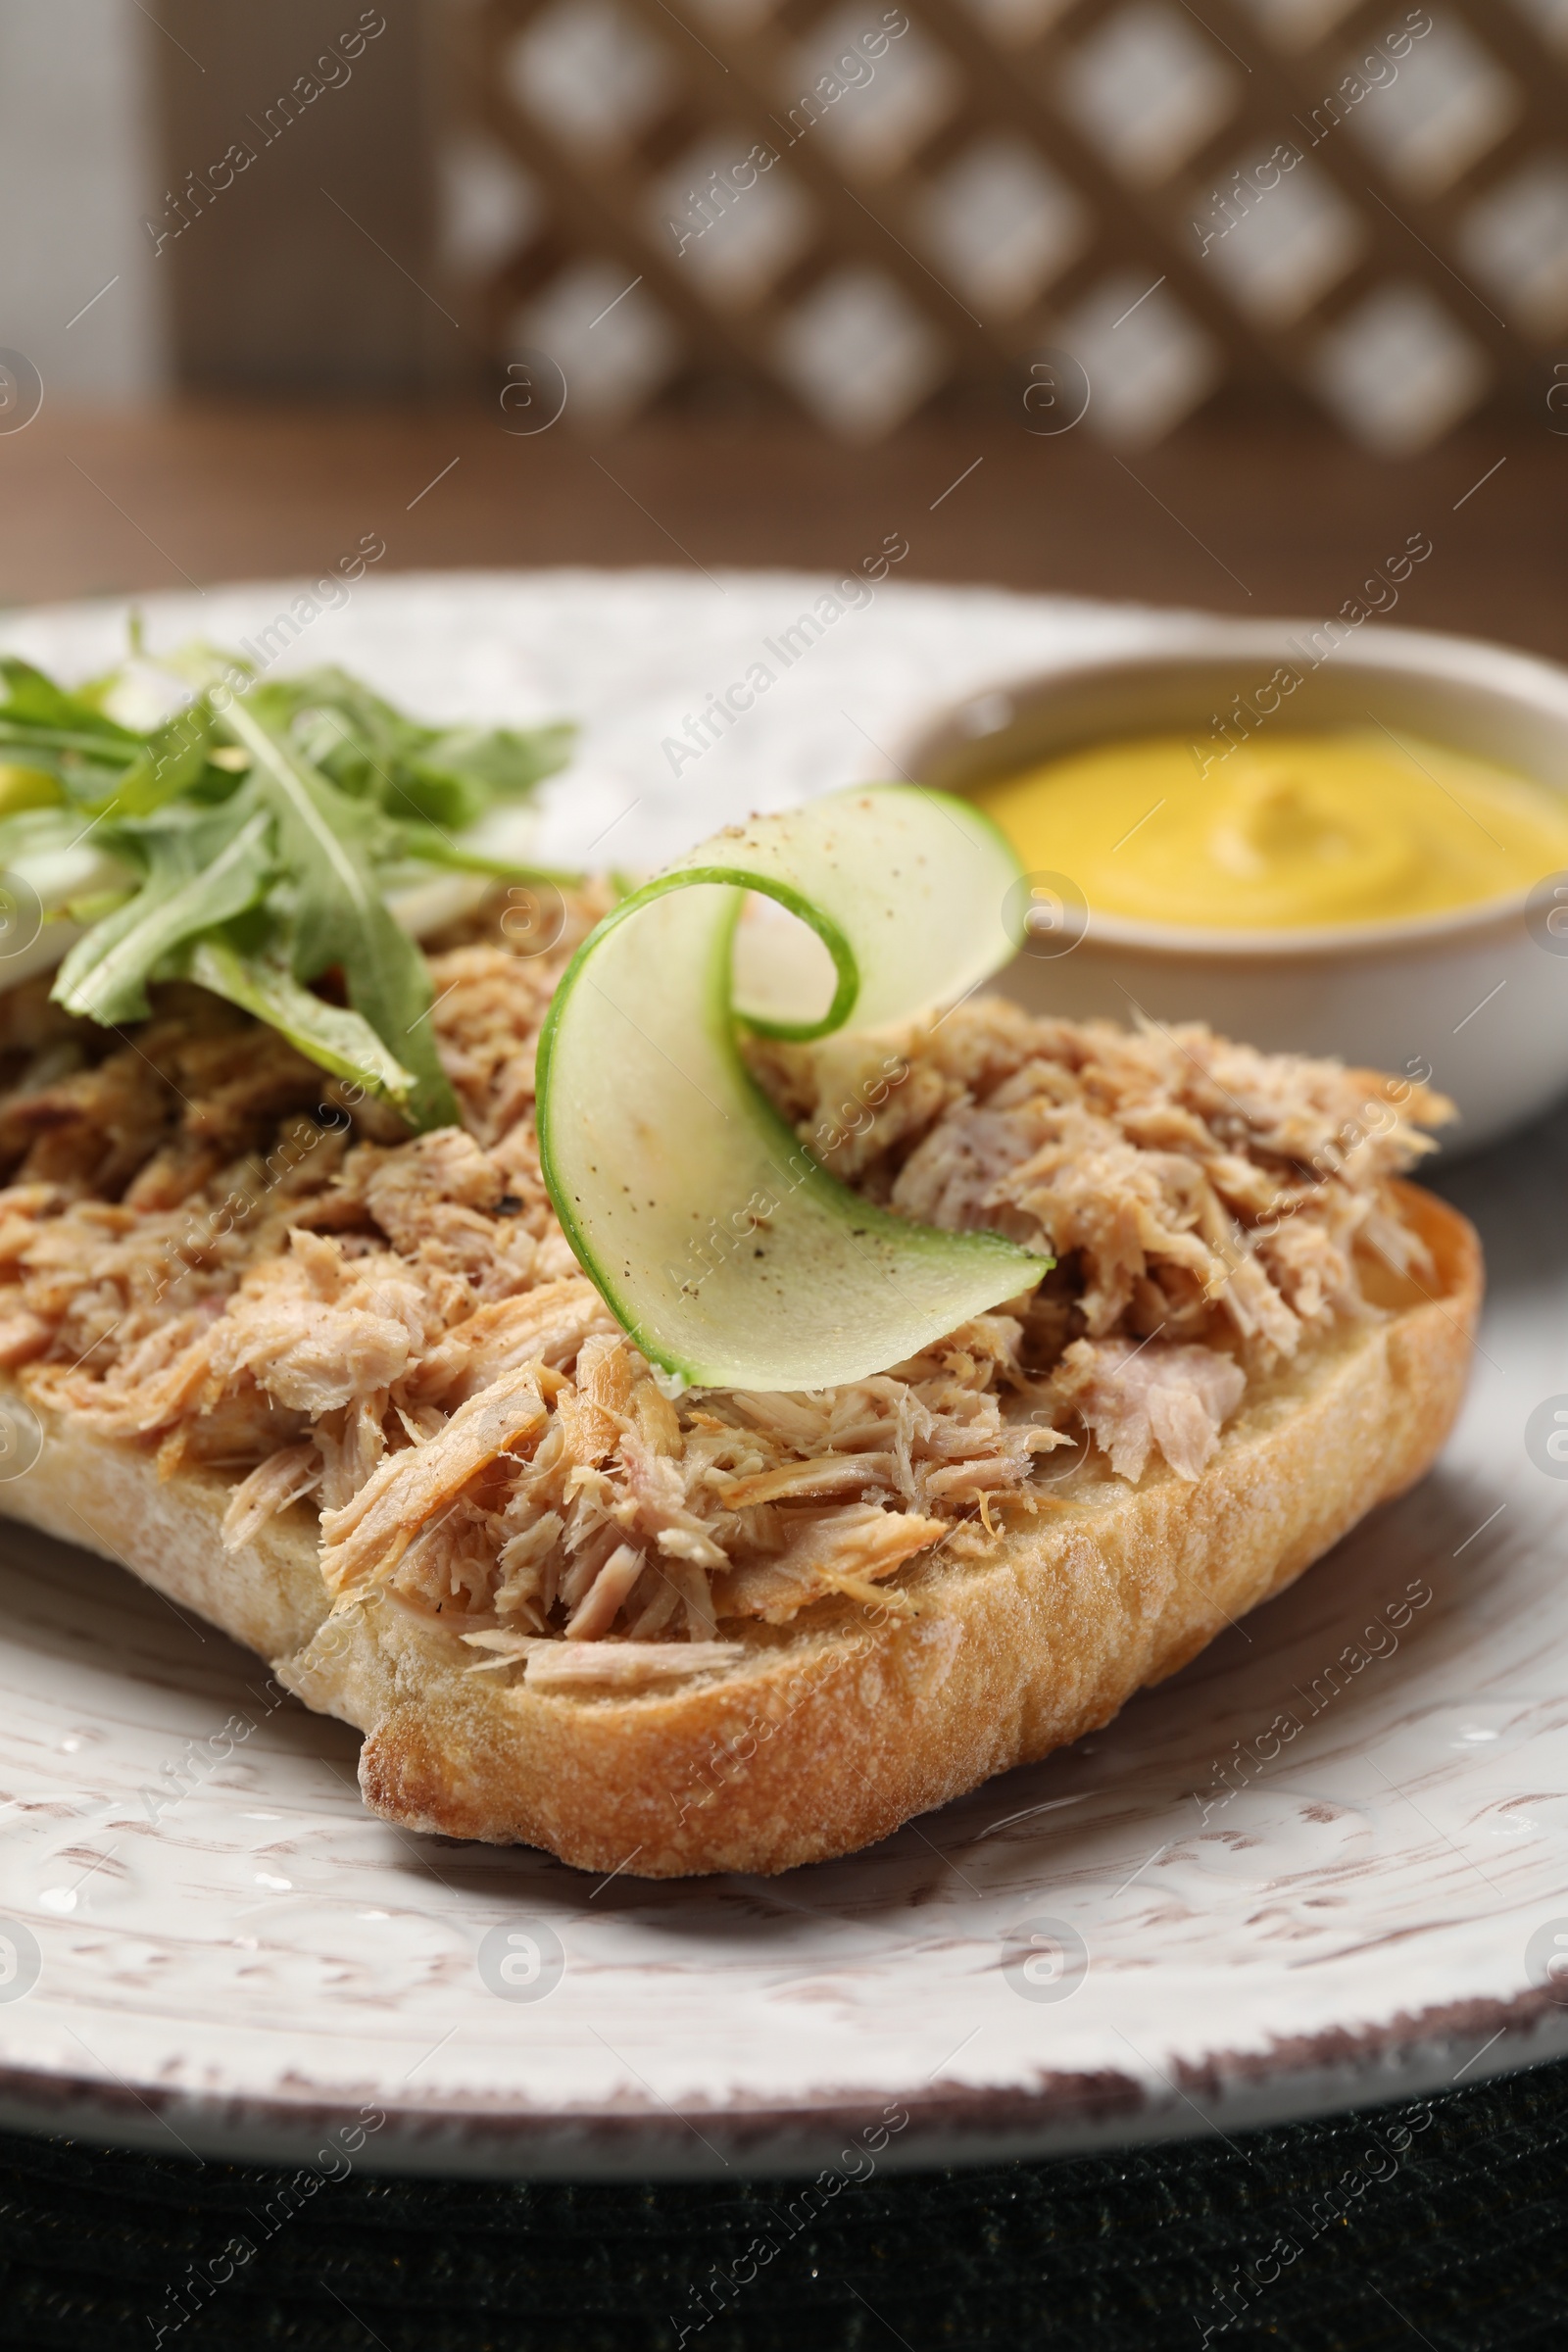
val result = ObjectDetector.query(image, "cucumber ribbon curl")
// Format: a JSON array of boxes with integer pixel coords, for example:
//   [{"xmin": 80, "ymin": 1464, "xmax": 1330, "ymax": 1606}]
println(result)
[{"xmin": 536, "ymin": 786, "xmax": 1050, "ymax": 1392}]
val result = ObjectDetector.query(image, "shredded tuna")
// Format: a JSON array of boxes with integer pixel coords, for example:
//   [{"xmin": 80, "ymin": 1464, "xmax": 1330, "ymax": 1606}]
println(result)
[
  {"xmin": 1050, "ymin": 1337, "xmax": 1247, "ymax": 1485},
  {"xmin": 711, "ymin": 1503, "xmax": 948, "ymax": 1623},
  {"xmin": 319, "ymin": 1362, "xmax": 553, "ymax": 1593},
  {"xmin": 752, "ymin": 1003, "xmax": 1446, "ymax": 1365},
  {"xmin": 222, "ymin": 1442, "xmax": 322, "ymax": 1549},
  {"xmin": 459, "ymin": 1631, "xmax": 748, "ymax": 1689},
  {"xmin": 522, "ymin": 1638, "xmax": 745, "ymax": 1690},
  {"xmin": 0, "ymin": 887, "xmax": 1449, "ymax": 1665}
]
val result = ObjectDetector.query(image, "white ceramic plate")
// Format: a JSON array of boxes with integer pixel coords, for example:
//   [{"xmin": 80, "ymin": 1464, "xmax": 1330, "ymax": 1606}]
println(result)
[{"xmin": 1, "ymin": 571, "xmax": 1566, "ymax": 2180}]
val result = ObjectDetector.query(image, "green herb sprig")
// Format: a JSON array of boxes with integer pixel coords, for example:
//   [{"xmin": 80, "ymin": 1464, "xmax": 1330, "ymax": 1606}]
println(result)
[{"xmin": 0, "ymin": 642, "xmax": 576, "ymax": 1129}]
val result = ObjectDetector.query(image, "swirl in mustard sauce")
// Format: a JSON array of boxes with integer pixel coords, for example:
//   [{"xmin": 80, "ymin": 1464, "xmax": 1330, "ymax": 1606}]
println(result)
[{"xmin": 974, "ymin": 730, "xmax": 1568, "ymax": 930}]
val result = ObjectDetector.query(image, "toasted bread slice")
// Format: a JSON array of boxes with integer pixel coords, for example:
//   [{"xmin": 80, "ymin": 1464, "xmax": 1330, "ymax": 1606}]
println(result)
[{"xmin": 0, "ymin": 1181, "xmax": 1479, "ymax": 1877}]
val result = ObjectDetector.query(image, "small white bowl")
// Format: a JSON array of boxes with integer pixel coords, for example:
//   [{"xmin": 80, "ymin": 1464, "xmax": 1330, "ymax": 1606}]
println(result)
[{"xmin": 896, "ymin": 619, "xmax": 1568, "ymax": 1154}]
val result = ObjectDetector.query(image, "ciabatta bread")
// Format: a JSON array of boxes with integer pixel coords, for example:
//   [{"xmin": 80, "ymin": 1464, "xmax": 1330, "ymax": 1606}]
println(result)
[{"xmin": 0, "ymin": 1179, "xmax": 1478, "ymax": 1878}]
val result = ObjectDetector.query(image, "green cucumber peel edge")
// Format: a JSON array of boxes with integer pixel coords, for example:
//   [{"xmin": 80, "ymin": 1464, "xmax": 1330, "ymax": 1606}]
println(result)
[{"xmin": 535, "ymin": 786, "xmax": 1051, "ymax": 1392}]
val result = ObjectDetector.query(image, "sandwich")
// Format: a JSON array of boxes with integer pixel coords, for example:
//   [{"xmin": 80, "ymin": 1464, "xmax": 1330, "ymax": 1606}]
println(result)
[{"xmin": 0, "ymin": 648, "xmax": 1480, "ymax": 1877}]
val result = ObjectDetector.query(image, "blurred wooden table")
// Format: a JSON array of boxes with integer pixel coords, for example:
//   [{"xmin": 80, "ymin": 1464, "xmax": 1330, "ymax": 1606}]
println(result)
[{"xmin": 1, "ymin": 402, "xmax": 1562, "ymax": 660}]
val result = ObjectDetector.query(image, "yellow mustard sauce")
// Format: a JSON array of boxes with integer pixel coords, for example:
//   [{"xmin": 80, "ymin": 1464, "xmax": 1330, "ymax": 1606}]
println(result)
[{"xmin": 973, "ymin": 729, "xmax": 1568, "ymax": 929}]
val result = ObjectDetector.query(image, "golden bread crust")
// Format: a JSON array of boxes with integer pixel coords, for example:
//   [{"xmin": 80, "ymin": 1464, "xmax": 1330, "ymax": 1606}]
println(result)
[{"xmin": 0, "ymin": 1181, "xmax": 1481, "ymax": 1878}]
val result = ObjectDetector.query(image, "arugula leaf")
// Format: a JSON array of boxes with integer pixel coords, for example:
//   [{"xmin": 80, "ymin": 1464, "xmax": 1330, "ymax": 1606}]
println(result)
[
  {"xmin": 53, "ymin": 796, "xmax": 273, "ymax": 1025},
  {"xmin": 104, "ymin": 701, "xmax": 220, "ymax": 817},
  {"xmin": 0, "ymin": 806, "xmax": 98, "ymax": 869},
  {"xmin": 390, "ymin": 820, "xmax": 581, "ymax": 888},
  {"xmin": 0, "ymin": 660, "xmax": 231, "ymax": 817},
  {"xmin": 241, "ymin": 667, "xmax": 574, "ymax": 834},
  {"xmin": 218, "ymin": 697, "xmax": 460, "ymax": 1130},
  {"xmin": 184, "ymin": 927, "xmax": 419, "ymax": 1115},
  {"xmin": 0, "ymin": 657, "xmax": 144, "ymax": 807},
  {"xmin": 0, "ymin": 658, "xmax": 140, "ymax": 745},
  {"xmin": 0, "ymin": 805, "xmax": 136, "ymax": 922},
  {"xmin": 7, "ymin": 634, "xmax": 575, "ymax": 1131},
  {"xmin": 410, "ymin": 721, "xmax": 575, "ymax": 812}
]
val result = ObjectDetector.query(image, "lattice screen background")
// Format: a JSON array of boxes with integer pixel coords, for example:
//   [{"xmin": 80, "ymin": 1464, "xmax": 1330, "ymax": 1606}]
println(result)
[{"xmin": 434, "ymin": 0, "xmax": 1568, "ymax": 447}]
